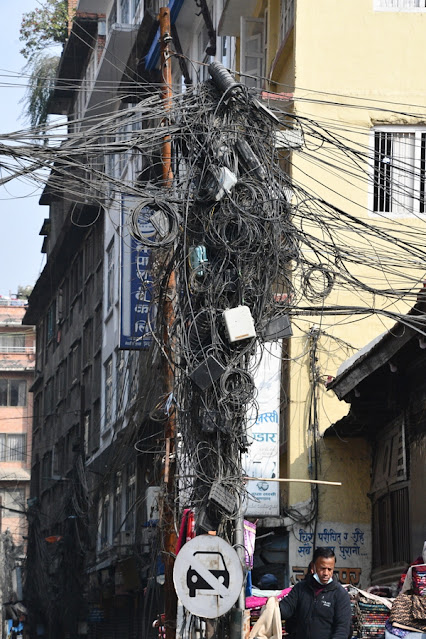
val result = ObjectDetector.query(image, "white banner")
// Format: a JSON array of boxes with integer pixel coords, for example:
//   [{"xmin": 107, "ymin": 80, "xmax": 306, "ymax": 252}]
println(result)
[{"xmin": 244, "ymin": 342, "xmax": 282, "ymax": 516}]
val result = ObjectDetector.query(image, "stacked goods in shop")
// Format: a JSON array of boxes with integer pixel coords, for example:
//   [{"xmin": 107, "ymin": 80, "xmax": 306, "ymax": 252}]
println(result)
[
  {"xmin": 388, "ymin": 593, "xmax": 426, "ymax": 635},
  {"xmin": 349, "ymin": 597, "xmax": 361, "ymax": 639},
  {"xmin": 356, "ymin": 596, "xmax": 390, "ymax": 639},
  {"xmin": 412, "ymin": 566, "xmax": 426, "ymax": 596}
]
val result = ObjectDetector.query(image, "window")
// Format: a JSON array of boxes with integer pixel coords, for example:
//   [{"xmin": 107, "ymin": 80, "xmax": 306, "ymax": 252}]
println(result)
[
  {"xmin": 83, "ymin": 275, "xmax": 94, "ymax": 318},
  {"xmin": 83, "ymin": 367, "xmax": 92, "ymax": 410},
  {"xmin": 113, "ymin": 473, "xmax": 122, "ymax": 535},
  {"xmin": 47, "ymin": 301, "xmax": 57, "ymax": 342},
  {"xmin": 374, "ymin": 0, "xmax": 426, "ymax": 9},
  {"xmin": 84, "ymin": 232, "xmax": 94, "ymax": 280},
  {"xmin": 101, "ymin": 496, "xmax": 110, "ymax": 546},
  {"xmin": 61, "ymin": 278, "xmax": 70, "ymax": 325},
  {"xmin": 36, "ymin": 320, "xmax": 45, "ymax": 370},
  {"xmin": 104, "ymin": 356, "xmax": 113, "ymax": 428},
  {"xmin": 70, "ymin": 256, "xmax": 82, "ymax": 300},
  {"xmin": 91, "ymin": 400, "xmax": 101, "ymax": 452},
  {"xmin": 280, "ymin": 0, "xmax": 294, "ymax": 41},
  {"xmin": 93, "ymin": 352, "xmax": 101, "ymax": 398},
  {"xmin": 120, "ymin": 0, "xmax": 129, "ymax": 23},
  {"xmin": 53, "ymin": 439, "xmax": 65, "ymax": 476},
  {"xmin": 125, "ymin": 464, "xmax": 136, "ymax": 531},
  {"xmin": 94, "ymin": 305, "xmax": 103, "ymax": 352},
  {"xmin": 197, "ymin": 26, "xmax": 212, "ymax": 82},
  {"xmin": 69, "ymin": 341, "xmax": 81, "ymax": 385},
  {"xmin": 373, "ymin": 486, "xmax": 410, "ymax": 567},
  {"xmin": 108, "ymin": 0, "xmax": 117, "ymax": 32},
  {"xmin": 83, "ymin": 319, "xmax": 93, "ymax": 367},
  {"xmin": 0, "ymin": 488, "xmax": 25, "ymax": 517},
  {"xmin": 373, "ymin": 128, "xmax": 426, "ymax": 217},
  {"xmin": 240, "ymin": 17, "xmax": 265, "ymax": 89},
  {"xmin": 0, "ymin": 333, "xmax": 26, "ymax": 353},
  {"xmin": 44, "ymin": 377, "xmax": 54, "ymax": 416},
  {"xmin": 33, "ymin": 393, "xmax": 41, "ymax": 431},
  {"xmin": 83, "ymin": 412, "xmax": 91, "ymax": 457},
  {"xmin": 57, "ymin": 361, "xmax": 66, "ymax": 401},
  {"xmin": 0, "ymin": 434, "xmax": 26, "ymax": 461},
  {"xmin": 116, "ymin": 121, "xmax": 132, "ymax": 176},
  {"xmin": 106, "ymin": 241, "xmax": 115, "ymax": 311},
  {"xmin": 128, "ymin": 351, "xmax": 139, "ymax": 403},
  {"xmin": 116, "ymin": 350, "xmax": 126, "ymax": 416},
  {"xmin": 0, "ymin": 379, "xmax": 27, "ymax": 406},
  {"xmin": 371, "ymin": 418, "xmax": 410, "ymax": 569}
]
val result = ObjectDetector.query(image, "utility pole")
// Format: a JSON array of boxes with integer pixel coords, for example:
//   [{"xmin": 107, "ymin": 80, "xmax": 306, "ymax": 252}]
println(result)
[{"xmin": 159, "ymin": 8, "xmax": 177, "ymax": 639}]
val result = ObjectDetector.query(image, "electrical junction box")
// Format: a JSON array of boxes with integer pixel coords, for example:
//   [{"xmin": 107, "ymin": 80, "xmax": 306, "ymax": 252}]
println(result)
[
  {"xmin": 149, "ymin": 209, "xmax": 169, "ymax": 237},
  {"xmin": 223, "ymin": 306, "xmax": 256, "ymax": 343},
  {"xmin": 262, "ymin": 314, "xmax": 292, "ymax": 341},
  {"xmin": 189, "ymin": 355, "xmax": 225, "ymax": 390}
]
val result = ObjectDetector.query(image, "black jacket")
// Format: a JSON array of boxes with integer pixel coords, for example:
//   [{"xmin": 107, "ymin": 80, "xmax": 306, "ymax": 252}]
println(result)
[{"xmin": 279, "ymin": 573, "xmax": 351, "ymax": 639}]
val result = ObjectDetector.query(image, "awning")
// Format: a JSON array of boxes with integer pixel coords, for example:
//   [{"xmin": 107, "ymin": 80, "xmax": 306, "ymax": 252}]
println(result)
[
  {"xmin": 327, "ymin": 325, "xmax": 415, "ymax": 400},
  {"xmin": 0, "ymin": 468, "xmax": 30, "ymax": 481}
]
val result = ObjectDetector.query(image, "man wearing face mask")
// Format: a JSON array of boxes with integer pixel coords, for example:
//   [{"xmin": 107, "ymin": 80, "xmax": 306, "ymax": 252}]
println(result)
[{"xmin": 279, "ymin": 547, "xmax": 352, "ymax": 639}]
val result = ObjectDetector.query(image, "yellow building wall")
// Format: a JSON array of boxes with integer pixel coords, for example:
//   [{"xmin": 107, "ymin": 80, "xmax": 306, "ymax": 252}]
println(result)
[{"xmin": 266, "ymin": 0, "xmax": 426, "ymax": 515}]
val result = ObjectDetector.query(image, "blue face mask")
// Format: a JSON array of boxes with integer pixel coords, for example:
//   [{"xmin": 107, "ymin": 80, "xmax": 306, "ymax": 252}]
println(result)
[{"xmin": 313, "ymin": 572, "xmax": 333, "ymax": 585}]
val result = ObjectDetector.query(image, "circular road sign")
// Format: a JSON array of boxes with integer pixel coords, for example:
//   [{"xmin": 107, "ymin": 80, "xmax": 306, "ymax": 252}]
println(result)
[{"xmin": 173, "ymin": 534, "xmax": 243, "ymax": 618}]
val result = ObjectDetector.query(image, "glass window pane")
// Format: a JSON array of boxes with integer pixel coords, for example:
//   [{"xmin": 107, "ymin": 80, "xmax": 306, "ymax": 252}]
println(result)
[
  {"xmin": 10, "ymin": 380, "xmax": 27, "ymax": 406},
  {"xmin": 0, "ymin": 380, "xmax": 8, "ymax": 406},
  {"xmin": 3, "ymin": 488, "xmax": 25, "ymax": 513},
  {"xmin": 7, "ymin": 434, "xmax": 26, "ymax": 461}
]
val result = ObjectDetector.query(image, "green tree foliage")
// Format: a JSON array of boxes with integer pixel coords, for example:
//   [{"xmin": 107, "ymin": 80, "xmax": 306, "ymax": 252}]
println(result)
[
  {"xmin": 22, "ymin": 53, "xmax": 60, "ymax": 129},
  {"xmin": 17, "ymin": 285, "xmax": 34, "ymax": 299},
  {"xmin": 19, "ymin": 0, "xmax": 69, "ymax": 62}
]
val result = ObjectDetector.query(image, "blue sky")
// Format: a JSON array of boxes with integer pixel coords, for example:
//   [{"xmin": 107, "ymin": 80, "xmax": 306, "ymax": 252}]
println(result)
[{"xmin": 0, "ymin": 1, "xmax": 50, "ymax": 297}]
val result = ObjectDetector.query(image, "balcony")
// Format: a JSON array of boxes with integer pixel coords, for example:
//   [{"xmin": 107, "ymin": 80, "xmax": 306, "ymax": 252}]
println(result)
[
  {"xmin": 85, "ymin": 23, "xmax": 139, "ymax": 117},
  {"xmin": 0, "ymin": 346, "xmax": 35, "ymax": 354}
]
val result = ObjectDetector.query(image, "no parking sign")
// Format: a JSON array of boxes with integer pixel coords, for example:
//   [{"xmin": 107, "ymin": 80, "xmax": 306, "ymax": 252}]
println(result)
[{"xmin": 173, "ymin": 535, "xmax": 243, "ymax": 618}]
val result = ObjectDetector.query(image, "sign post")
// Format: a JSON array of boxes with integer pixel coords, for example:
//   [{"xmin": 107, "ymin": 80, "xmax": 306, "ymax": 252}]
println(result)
[{"xmin": 173, "ymin": 535, "xmax": 243, "ymax": 619}]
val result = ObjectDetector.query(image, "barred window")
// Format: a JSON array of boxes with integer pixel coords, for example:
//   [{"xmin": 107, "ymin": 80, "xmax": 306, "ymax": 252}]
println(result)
[{"xmin": 373, "ymin": 128, "xmax": 426, "ymax": 217}]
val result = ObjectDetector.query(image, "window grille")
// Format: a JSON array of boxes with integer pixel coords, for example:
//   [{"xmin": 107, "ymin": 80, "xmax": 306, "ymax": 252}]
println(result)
[
  {"xmin": 372, "ymin": 486, "xmax": 410, "ymax": 567},
  {"xmin": 374, "ymin": 0, "xmax": 426, "ymax": 8},
  {"xmin": 373, "ymin": 129, "xmax": 426, "ymax": 216}
]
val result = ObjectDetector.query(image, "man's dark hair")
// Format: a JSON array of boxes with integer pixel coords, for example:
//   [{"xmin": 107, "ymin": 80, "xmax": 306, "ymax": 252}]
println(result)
[{"xmin": 312, "ymin": 547, "xmax": 336, "ymax": 562}]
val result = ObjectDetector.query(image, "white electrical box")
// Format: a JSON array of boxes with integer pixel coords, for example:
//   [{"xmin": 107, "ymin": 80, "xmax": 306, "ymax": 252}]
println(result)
[
  {"xmin": 223, "ymin": 306, "xmax": 256, "ymax": 342},
  {"xmin": 215, "ymin": 166, "xmax": 238, "ymax": 201}
]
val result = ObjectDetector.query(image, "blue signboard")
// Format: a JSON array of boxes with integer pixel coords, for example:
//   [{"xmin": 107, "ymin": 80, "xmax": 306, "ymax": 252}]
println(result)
[{"xmin": 120, "ymin": 195, "xmax": 155, "ymax": 349}]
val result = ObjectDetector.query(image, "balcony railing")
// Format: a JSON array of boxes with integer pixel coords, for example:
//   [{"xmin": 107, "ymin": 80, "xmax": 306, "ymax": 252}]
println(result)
[
  {"xmin": 0, "ymin": 346, "xmax": 35, "ymax": 354},
  {"xmin": 281, "ymin": 0, "xmax": 294, "ymax": 43}
]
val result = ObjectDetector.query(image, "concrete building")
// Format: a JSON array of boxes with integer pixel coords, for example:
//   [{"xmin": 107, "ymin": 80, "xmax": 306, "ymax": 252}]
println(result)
[
  {"xmin": 0, "ymin": 298, "xmax": 34, "ymax": 637},
  {"xmin": 22, "ymin": 1, "xmax": 426, "ymax": 638},
  {"xmin": 216, "ymin": 0, "xmax": 426, "ymax": 587}
]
